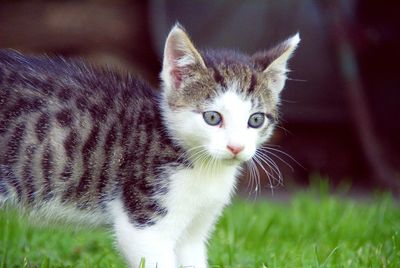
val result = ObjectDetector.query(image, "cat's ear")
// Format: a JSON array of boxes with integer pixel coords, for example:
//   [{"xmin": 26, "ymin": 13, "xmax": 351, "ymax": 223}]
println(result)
[
  {"xmin": 252, "ymin": 33, "xmax": 300, "ymax": 97},
  {"xmin": 161, "ymin": 24, "xmax": 206, "ymax": 91}
]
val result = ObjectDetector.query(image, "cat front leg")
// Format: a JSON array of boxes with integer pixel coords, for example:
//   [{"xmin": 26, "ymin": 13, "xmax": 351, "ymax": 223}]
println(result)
[
  {"xmin": 111, "ymin": 201, "xmax": 176, "ymax": 268},
  {"xmin": 176, "ymin": 209, "xmax": 222, "ymax": 268},
  {"xmin": 176, "ymin": 238, "xmax": 207, "ymax": 268}
]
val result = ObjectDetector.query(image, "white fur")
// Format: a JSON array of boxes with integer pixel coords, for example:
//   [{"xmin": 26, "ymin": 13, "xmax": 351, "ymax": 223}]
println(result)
[{"xmin": 112, "ymin": 165, "xmax": 239, "ymax": 268}]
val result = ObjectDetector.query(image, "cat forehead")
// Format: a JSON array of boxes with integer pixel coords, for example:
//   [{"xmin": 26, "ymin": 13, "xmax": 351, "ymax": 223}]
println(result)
[
  {"xmin": 167, "ymin": 66, "xmax": 271, "ymax": 110},
  {"xmin": 166, "ymin": 50, "xmax": 273, "ymax": 110},
  {"xmin": 202, "ymin": 51, "xmax": 267, "ymax": 94}
]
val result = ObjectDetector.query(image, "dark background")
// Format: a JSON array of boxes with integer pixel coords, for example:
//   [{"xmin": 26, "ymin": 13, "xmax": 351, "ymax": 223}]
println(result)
[{"xmin": 0, "ymin": 1, "xmax": 399, "ymax": 193}]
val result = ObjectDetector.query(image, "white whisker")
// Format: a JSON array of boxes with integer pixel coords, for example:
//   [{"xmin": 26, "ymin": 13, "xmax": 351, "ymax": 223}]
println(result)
[
  {"xmin": 260, "ymin": 146, "xmax": 304, "ymax": 169},
  {"xmin": 255, "ymin": 152, "xmax": 283, "ymax": 186}
]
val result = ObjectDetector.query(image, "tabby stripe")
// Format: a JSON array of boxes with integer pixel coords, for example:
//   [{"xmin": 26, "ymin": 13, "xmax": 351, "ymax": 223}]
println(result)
[
  {"xmin": 22, "ymin": 145, "xmax": 36, "ymax": 204},
  {"xmin": 247, "ymin": 72, "xmax": 257, "ymax": 94},
  {"xmin": 0, "ymin": 178, "xmax": 8, "ymax": 196},
  {"xmin": 60, "ymin": 164, "xmax": 73, "ymax": 182},
  {"xmin": 0, "ymin": 99, "xmax": 27, "ymax": 132},
  {"xmin": 0, "ymin": 68, "xmax": 4, "ymax": 84},
  {"xmin": 97, "ymin": 124, "xmax": 117, "ymax": 202},
  {"xmin": 42, "ymin": 144, "xmax": 54, "ymax": 200},
  {"xmin": 64, "ymin": 130, "xmax": 79, "ymax": 160},
  {"xmin": 121, "ymin": 106, "xmax": 139, "ymax": 147},
  {"xmin": 121, "ymin": 109, "xmax": 145, "ymax": 217},
  {"xmin": 137, "ymin": 131, "xmax": 154, "ymax": 195},
  {"xmin": 5, "ymin": 123, "xmax": 26, "ymax": 165},
  {"xmin": 2, "ymin": 166, "xmax": 22, "ymax": 201},
  {"xmin": 136, "ymin": 109, "xmax": 150, "ymax": 175},
  {"xmin": 56, "ymin": 109, "xmax": 73, "ymax": 127},
  {"xmin": 75, "ymin": 125, "xmax": 100, "ymax": 198},
  {"xmin": 35, "ymin": 113, "xmax": 50, "ymax": 143},
  {"xmin": 212, "ymin": 67, "xmax": 226, "ymax": 88},
  {"xmin": 57, "ymin": 87, "xmax": 72, "ymax": 102},
  {"xmin": 1, "ymin": 98, "xmax": 43, "ymax": 133},
  {"xmin": 0, "ymin": 89, "xmax": 9, "ymax": 109},
  {"xmin": 138, "ymin": 111, "xmax": 156, "ymax": 195},
  {"xmin": 61, "ymin": 129, "xmax": 78, "ymax": 183},
  {"xmin": 89, "ymin": 104, "xmax": 107, "ymax": 121}
]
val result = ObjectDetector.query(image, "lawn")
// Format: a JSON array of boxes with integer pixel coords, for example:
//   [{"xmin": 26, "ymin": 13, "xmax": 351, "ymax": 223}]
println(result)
[{"xmin": 0, "ymin": 188, "xmax": 399, "ymax": 268}]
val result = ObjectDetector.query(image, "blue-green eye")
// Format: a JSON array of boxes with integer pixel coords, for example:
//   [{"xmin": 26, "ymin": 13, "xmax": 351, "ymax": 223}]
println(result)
[
  {"xmin": 203, "ymin": 111, "xmax": 222, "ymax": 126},
  {"xmin": 248, "ymin": 113, "xmax": 265, "ymax": 128}
]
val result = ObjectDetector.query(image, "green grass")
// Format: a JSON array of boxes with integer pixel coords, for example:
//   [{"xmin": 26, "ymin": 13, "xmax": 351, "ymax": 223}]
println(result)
[{"xmin": 0, "ymin": 190, "xmax": 399, "ymax": 267}]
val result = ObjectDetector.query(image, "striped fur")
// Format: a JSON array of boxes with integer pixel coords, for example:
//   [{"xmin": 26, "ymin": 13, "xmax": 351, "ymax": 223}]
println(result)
[{"xmin": 0, "ymin": 49, "xmax": 186, "ymax": 227}]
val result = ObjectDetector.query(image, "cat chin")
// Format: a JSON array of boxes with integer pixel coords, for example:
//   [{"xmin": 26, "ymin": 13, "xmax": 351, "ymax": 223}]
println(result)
[
  {"xmin": 221, "ymin": 158, "xmax": 243, "ymax": 166},
  {"xmin": 217, "ymin": 156, "xmax": 249, "ymax": 166}
]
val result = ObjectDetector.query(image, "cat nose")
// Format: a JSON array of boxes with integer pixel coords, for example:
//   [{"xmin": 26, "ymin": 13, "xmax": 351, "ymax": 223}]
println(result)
[{"xmin": 227, "ymin": 144, "xmax": 244, "ymax": 155}]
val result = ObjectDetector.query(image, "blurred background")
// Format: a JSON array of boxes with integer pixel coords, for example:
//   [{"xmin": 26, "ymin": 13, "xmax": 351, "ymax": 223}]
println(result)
[{"xmin": 0, "ymin": 0, "xmax": 399, "ymax": 194}]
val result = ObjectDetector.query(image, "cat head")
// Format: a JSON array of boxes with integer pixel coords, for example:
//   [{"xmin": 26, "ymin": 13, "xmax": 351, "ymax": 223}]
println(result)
[{"xmin": 160, "ymin": 24, "xmax": 299, "ymax": 166}]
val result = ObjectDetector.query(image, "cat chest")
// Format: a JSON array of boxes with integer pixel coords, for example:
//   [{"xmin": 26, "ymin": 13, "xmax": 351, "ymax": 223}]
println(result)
[{"xmin": 157, "ymin": 166, "xmax": 238, "ymax": 236}]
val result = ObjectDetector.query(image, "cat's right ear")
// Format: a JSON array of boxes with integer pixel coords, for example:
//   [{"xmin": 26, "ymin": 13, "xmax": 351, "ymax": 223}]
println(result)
[{"xmin": 161, "ymin": 24, "xmax": 206, "ymax": 91}]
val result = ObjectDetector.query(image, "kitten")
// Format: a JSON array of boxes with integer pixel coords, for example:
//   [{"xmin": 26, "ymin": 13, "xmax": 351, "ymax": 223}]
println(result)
[{"xmin": 0, "ymin": 24, "xmax": 299, "ymax": 267}]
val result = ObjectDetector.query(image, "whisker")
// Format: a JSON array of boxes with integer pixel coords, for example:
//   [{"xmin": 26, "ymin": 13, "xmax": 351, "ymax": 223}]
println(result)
[
  {"xmin": 248, "ymin": 159, "xmax": 261, "ymax": 197},
  {"xmin": 255, "ymin": 153, "xmax": 283, "ymax": 186},
  {"xmin": 252, "ymin": 156, "xmax": 275, "ymax": 193},
  {"xmin": 286, "ymin": 77, "xmax": 307, "ymax": 82},
  {"xmin": 245, "ymin": 162, "xmax": 256, "ymax": 195},
  {"xmin": 260, "ymin": 146, "xmax": 304, "ymax": 170},
  {"xmin": 275, "ymin": 125, "xmax": 293, "ymax": 135},
  {"xmin": 259, "ymin": 149, "xmax": 294, "ymax": 172},
  {"xmin": 255, "ymin": 151, "xmax": 282, "ymax": 178},
  {"xmin": 255, "ymin": 154, "xmax": 283, "ymax": 188}
]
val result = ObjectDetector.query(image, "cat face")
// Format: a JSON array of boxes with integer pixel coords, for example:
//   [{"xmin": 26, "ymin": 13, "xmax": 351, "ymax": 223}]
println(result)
[{"xmin": 161, "ymin": 24, "xmax": 299, "ymax": 165}]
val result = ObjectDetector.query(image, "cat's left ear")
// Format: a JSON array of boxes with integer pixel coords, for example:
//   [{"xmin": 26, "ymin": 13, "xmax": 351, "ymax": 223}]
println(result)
[
  {"xmin": 161, "ymin": 24, "xmax": 206, "ymax": 92},
  {"xmin": 252, "ymin": 33, "xmax": 300, "ymax": 97}
]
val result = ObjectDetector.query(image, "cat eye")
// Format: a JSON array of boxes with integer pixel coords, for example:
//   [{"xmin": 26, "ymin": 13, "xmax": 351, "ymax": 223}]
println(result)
[
  {"xmin": 203, "ymin": 111, "xmax": 222, "ymax": 126},
  {"xmin": 248, "ymin": 113, "xmax": 265, "ymax": 128}
]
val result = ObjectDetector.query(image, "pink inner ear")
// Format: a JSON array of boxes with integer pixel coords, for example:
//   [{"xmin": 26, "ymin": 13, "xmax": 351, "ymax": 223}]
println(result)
[
  {"xmin": 170, "ymin": 68, "xmax": 183, "ymax": 89},
  {"xmin": 167, "ymin": 45, "xmax": 187, "ymax": 89}
]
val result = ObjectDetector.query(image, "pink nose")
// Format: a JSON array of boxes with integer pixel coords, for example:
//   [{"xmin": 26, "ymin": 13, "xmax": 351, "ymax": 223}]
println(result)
[{"xmin": 227, "ymin": 144, "xmax": 244, "ymax": 155}]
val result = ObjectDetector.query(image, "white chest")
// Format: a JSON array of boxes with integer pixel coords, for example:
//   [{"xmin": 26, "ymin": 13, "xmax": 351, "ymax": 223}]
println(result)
[{"xmin": 154, "ymin": 165, "xmax": 240, "ymax": 240}]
